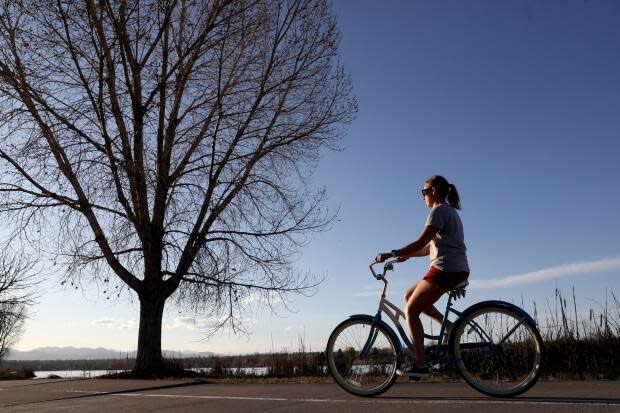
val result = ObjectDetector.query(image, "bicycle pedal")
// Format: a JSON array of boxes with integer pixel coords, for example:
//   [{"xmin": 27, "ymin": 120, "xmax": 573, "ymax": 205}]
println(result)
[{"xmin": 432, "ymin": 362, "xmax": 449, "ymax": 371}]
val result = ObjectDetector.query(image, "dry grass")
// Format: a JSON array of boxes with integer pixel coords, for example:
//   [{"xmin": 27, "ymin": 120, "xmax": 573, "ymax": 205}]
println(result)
[
  {"xmin": 535, "ymin": 288, "xmax": 620, "ymax": 380},
  {"xmin": 0, "ymin": 368, "xmax": 35, "ymax": 380},
  {"xmin": 197, "ymin": 287, "xmax": 620, "ymax": 381}
]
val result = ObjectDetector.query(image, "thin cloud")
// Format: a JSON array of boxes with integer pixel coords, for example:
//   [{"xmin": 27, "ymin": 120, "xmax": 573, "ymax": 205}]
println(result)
[
  {"xmin": 284, "ymin": 324, "xmax": 305, "ymax": 333},
  {"xmin": 92, "ymin": 318, "xmax": 136, "ymax": 330},
  {"xmin": 165, "ymin": 316, "xmax": 220, "ymax": 330},
  {"xmin": 470, "ymin": 256, "xmax": 620, "ymax": 289},
  {"xmin": 164, "ymin": 316, "xmax": 256, "ymax": 330}
]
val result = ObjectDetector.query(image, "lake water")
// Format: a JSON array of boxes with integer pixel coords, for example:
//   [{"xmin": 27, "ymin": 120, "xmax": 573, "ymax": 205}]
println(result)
[
  {"xmin": 191, "ymin": 367, "xmax": 269, "ymax": 376},
  {"xmin": 34, "ymin": 370, "xmax": 126, "ymax": 379},
  {"xmin": 33, "ymin": 367, "xmax": 270, "ymax": 379}
]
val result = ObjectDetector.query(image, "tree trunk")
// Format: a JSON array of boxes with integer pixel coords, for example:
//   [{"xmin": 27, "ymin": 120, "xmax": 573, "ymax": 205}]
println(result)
[{"xmin": 134, "ymin": 292, "xmax": 166, "ymax": 377}]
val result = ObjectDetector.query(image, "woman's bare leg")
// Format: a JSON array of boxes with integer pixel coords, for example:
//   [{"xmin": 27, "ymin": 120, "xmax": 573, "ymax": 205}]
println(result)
[
  {"xmin": 405, "ymin": 280, "xmax": 446, "ymax": 367},
  {"xmin": 405, "ymin": 282, "xmax": 447, "ymax": 326}
]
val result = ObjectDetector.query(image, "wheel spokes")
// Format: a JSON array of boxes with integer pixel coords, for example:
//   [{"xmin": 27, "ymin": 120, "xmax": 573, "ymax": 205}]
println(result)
[
  {"xmin": 453, "ymin": 307, "xmax": 542, "ymax": 396},
  {"xmin": 329, "ymin": 320, "xmax": 398, "ymax": 395}
]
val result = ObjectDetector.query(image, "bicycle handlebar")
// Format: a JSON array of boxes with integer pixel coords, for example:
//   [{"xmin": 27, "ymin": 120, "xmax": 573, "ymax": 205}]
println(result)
[{"xmin": 369, "ymin": 259, "xmax": 398, "ymax": 280}]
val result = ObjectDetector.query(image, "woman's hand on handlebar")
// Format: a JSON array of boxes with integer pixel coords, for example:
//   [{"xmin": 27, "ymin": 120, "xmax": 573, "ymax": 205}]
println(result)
[{"xmin": 375, "ymin": 252, "xmax": 411, "ymax": 263}]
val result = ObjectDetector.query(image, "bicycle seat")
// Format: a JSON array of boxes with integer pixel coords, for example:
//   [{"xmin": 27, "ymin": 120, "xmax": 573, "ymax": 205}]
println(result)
[
  {"xmin": 452, "ymin": 280, "xmax": 469, "ymax": 290},
  {"xmin": 449, "ymin": 281, "xmax": 468, "ymax": 299}
]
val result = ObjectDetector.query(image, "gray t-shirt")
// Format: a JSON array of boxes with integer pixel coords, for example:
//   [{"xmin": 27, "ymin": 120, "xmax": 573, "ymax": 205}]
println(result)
[{"xmin": 425, "ymin": 203, "xmax": 470, "ymax": 273}]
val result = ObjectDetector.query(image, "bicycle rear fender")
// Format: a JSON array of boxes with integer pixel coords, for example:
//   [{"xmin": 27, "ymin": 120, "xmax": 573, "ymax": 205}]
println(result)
[
  {"xmin": 448, "ymin": 300, "xmax": 537, "ymax": 345},
  {"xmin": 349, "ymin": 314, "xmax": 405, "ymax": 361}
]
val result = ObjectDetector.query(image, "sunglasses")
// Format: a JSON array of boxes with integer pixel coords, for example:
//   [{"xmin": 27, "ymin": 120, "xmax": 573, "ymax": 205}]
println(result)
[{"xmin": 421, "ymin": 188, "xmax": 433, "ymax": 197}]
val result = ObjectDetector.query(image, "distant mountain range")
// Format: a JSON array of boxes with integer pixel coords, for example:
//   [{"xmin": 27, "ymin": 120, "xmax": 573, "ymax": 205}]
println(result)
[{"xmin": 6, "ymin": 346, "xmax": 215, "ymax": 360}]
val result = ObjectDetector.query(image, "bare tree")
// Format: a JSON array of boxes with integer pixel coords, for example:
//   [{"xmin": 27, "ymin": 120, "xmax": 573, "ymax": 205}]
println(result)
[
  {"xmin": 0, "ymin": 0, "xmax": 355, "ymax": 376},
  {"xmin": 0, "ymin": 250, "xmax": 37, "ymax": 362}
]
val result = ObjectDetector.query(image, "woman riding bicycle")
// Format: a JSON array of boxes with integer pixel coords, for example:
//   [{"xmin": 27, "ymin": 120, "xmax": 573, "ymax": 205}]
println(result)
[{"xmin": 376, "ymin": 174, "xmax": 469, "ymax": 378}]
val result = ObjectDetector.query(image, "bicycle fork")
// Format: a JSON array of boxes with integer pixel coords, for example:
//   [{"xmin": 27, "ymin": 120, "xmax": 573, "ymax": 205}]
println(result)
[{"xmin": 359, "ymin": 313, "xmax": 383, "ymax": 357}]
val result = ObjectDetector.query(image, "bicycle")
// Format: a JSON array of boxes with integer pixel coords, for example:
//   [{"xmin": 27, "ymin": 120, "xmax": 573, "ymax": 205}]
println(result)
[{"xmin": 326, "ymin": 259, "xmax": 544, "ymax": 398}]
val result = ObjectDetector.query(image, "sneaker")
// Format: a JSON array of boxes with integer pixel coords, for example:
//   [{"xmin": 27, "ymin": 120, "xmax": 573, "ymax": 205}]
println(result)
[
  {"xmin": 396, "ymin": 363, "xmax": 430, "ymax": 378},
  {"xmin": 347, "ymin": 378, "xmax": 361, "ymax": 387}
]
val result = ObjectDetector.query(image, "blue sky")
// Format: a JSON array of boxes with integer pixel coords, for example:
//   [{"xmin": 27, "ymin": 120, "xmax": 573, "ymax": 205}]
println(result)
[{"xmin": 14, "ymin": 0, "xmax": 620, "ymax": 355}]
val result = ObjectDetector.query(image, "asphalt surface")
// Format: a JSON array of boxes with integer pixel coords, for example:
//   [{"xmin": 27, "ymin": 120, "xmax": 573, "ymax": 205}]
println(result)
[{"xmin": 1, "ymin": 379, "xmax": 619, "ymax": 412}]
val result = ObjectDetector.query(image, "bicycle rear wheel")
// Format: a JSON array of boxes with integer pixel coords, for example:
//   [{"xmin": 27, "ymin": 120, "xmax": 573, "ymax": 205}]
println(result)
[
  {"xmin": 326, "ymin": 317, "xmax": 400, "ymax": 397},
  {"xmin": 450, "ymin": 304, "xmax": 544, "ymax": 397}
]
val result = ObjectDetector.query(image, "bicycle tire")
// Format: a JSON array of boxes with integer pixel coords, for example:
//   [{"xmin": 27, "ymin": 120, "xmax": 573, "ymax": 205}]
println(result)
[
  {"xmin": 449, "ymin": 303, "xmax": 544, "ymax": 397},
  {"xmin": 326, "ymin": 317, "xmax": 401, "ymax": 397}
]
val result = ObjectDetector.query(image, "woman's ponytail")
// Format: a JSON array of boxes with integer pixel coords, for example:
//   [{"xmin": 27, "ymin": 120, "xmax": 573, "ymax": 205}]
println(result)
[
  {"xmin": 447, "ymin": 184, "xmax": 461, "ymax": 210},
  {"xmin": 425, "ymin": 175, "xmax": 462, "ymax": 210}
]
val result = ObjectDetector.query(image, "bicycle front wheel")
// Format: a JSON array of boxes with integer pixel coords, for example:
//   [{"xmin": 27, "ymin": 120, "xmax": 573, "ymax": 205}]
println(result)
[
  {"xmin": 450, "ymin": 304, "xmax": 544, "ymax": 397},
  {"xmin": 326, "ymin": 317, "xmax": 400, "ymax": 397}
]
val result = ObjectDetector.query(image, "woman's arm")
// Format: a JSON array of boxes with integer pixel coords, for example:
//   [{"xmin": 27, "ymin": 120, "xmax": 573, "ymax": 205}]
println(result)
[
  {"xmin": 408, "ymin": 244, "xmax": 430, "ymax": 257},
  {"xmin": 394, "ymin": 226, "xmax": 438, "ymax": 259}
]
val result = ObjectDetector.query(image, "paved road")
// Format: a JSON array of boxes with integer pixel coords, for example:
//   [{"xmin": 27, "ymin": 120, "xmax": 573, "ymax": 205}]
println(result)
[{"xmin": 1, "ymin": 379, "xmax": 619, "ymax": 412}]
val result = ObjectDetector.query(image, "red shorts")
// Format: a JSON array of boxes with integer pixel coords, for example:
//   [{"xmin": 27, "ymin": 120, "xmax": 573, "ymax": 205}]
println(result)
[{"xmin": 423, "ymin": 266, "xmax": 469, "ymax": 291}]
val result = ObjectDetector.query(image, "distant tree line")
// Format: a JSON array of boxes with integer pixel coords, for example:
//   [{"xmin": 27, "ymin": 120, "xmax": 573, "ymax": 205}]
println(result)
[{"xmin": 0, "ymin": 350, "xmax": 329, "ymax": 377}]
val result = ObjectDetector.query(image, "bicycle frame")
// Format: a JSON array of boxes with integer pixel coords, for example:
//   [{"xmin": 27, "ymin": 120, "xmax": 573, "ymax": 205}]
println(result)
[
  {"xmin": 358, "ymin": 260, "xmax": 493, "ymax": 364},
  {"xmin": 375, "ymin": 282, "xmax": 465, "ymax": 357}
]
